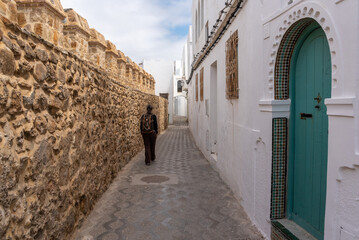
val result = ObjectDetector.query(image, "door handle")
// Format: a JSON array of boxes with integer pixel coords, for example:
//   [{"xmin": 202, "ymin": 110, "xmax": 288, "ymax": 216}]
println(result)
[
  {"xmin": 314, "ymin": 93, "xmax": 322, "ymax": 103},
  {"xmin": 300, "ymin": 113, "xmax": 313, "ymax": 119}
]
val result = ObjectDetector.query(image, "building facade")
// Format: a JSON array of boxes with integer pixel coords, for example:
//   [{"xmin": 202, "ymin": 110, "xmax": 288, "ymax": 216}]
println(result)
[
  {"xmin": 141, "ymin": 59, "xmax": 175, "ymax": 123},
  {"xmin": 173, "ymin": 60, "xmax": 188, "ymax": 117},
  {"xmin": 187, "ymin": 0, "xmax": 359, "ymax": 239},
  {"xmin": 182, "ymin": 26, "xmax": 194, "ymax": 81},
  {"xmin": 141, "ymin": 59, "xmax": 189, "ymax": 122}
]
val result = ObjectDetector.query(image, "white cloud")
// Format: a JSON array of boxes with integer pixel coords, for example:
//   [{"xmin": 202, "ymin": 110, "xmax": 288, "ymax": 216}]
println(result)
[{"xmin": 60, "ymin": 0, "xmax": 192, "ymax": 63}]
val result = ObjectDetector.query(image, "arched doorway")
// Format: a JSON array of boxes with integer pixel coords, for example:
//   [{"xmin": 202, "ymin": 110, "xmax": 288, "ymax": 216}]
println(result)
[
  {"xmin": 288, "ymin": 21, "xmax": 331, "ymax": 240},
  {"xmin": 271, "ymin": 19, "xmax": 331, "ymax": 240}
]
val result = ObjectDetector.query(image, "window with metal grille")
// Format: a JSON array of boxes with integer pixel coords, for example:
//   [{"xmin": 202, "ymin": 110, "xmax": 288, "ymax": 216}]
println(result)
[
  {"xmin": 160, "ymin": 93, "xmax": 169, "ymax": 100},
  {"xmin": 226, "ymin": 30, "xmax": 239, "ymax": 99},
  {"xmin": 177, "ymin": 80, "xmax": 183, "ymax": 93}
]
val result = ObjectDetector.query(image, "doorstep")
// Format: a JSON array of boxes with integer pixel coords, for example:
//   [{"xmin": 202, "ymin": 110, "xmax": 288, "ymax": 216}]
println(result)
[{"xmin": 272, "ymin": 219, "xmax": 317, "ymax": 240}]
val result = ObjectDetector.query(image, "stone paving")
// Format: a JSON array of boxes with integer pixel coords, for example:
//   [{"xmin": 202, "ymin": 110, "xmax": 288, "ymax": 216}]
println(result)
[{"xmin": 71, "ymin": 125, "xmax": 263, "ymax": 240}]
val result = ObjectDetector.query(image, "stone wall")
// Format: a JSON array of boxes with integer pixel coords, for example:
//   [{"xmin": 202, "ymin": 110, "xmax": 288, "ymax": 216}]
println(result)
[
  {"xmin": 10, "ymin": 0, "xmax": 156, "ymax": 95},
  {"xmin": 0, "ymin": 1, "xmax": 168, "ymax": 239}
]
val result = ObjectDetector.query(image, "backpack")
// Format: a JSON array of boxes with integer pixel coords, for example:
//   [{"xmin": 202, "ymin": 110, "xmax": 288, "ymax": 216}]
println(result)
[{"xmin": 141, "ymin": 114, "xmax": 154, "ymax": 134}]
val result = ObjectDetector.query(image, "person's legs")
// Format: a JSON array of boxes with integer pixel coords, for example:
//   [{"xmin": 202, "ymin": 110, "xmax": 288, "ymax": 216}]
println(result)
[
  {"xmin": 150, "ymin": 133, "xmax": 157, "ymax": 161},
  {"xmin": 142, "ymin": 134, "xmax": 151, "ymax": 165}
]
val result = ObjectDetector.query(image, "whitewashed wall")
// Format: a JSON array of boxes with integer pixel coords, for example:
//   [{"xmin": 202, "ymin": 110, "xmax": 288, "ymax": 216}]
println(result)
[
  {"xmin": 188, "ymin": 0, "xmax": 359, "ymax": 239},
  {"xmin": 173, "ymin": 60, "xmax": 188, "ymax": 117},
  {"xmin": 182, "ymin": 26, "xmax": 193, "ymax": 80},
  {"xmin": 142, "ymin": 59, "xmax": 174, "ymax": 124}
]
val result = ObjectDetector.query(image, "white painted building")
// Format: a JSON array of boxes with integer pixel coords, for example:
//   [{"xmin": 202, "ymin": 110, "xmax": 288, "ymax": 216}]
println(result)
[
  {"xmin": 182, "ymin": 26, "xmax": 194, "ymax": 80},
  {"xmin": 140, "ymin": 59, "xmax": 174, "ymax": 124},
  {"xmin": 187, "ymin": 0, "xmax": 359, "ymax": 240},
  {"xmin": 173, "ymin": 60, "xmax": 188, "ymax": 117}
]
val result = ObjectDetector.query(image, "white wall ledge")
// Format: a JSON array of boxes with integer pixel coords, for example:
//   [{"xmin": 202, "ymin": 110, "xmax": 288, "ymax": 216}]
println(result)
[
  {"xmin": 259, "ymin": 100, "xmax": 291, "ymax": 118},
  {"xmin": 259, "ymin": 99, "xmax": 291, "ymax": 112},
  {"xmin": 325, "ymin": 98, "xmax": 355, "ymax": 117}
]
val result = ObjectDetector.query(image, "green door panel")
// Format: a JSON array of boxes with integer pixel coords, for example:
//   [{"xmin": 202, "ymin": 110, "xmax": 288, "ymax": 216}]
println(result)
[{"xmin": 289, "ymin": 26, "xmax": 331, "ymax": 240}]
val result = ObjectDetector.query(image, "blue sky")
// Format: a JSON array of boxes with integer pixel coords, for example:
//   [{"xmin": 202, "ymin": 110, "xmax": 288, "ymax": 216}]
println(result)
[
  {"xmin": 60, "ymin": 0, "xmax": 192, "ymax": 63},
  {"xmin": 170, "ymin": 25, "xmax": 190, "ymax": 38}
]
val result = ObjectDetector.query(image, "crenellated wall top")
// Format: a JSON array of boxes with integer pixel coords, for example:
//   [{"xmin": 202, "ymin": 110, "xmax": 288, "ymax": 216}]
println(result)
[
  {"xmin": 117, "ymin": 50, "xmax": 127, "ymax": 62},
  {"xmin": 89, "ymin": 28, "xmax": 106, "ymax": 49},
  {"xmin": 126, "ymin": 56, "xmax": 134, "ymax": 68},
  {"xmin": 64, "ymin": 8, "xmax": 90, "ymax": 37},
  {"xmin": 0, "ymin": 0, "xmax": 155, "ymax": 94},
  {"xmin": 15, "ymin": 0, "xmax": 65, "ymax": 19},
  {"xmin": 106, "ymin": 40, "xmax": 118, "ymax": 57}
]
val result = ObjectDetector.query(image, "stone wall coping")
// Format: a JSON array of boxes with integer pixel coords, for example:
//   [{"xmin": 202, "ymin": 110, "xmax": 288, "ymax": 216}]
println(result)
[
  {"xmin": 88, "ymin": 40, "xmax": 106, "ymax": 49},
  {"xmin": 126, "ymin": 56, "xmax": 133, "ymax": 64},
  {"xmin": 89, "ymin": 28, "xmax": 106, "ymax": 46},
  {"xmin": 105, "ymin": 50, "xmax": 119, "ymax": 58},
  {"xmin": 106, "ymin": 40, "xmax": 117, "ymax": 51},
  {"xmin": 117, "ymin": 57, "xmax": 127, "ymax": 63},
  {"xmin": 64, "ymin": 8, "xmax": 90, "ymax": 29},
  {"xmin": 64, "ymin": 9, "xmax": 90, "ymax": 37},
  {"xmin": 132, "ymin": 62, "xmax": 140, "ymax": 71},
  {"xmin": 117, "ymin": 50, "xmax": 126, "ymax": 58},
  {"xmin": 63, "ymin": 24, "xmax": 91, "ymax": 38},
  {"xmin": 15, "ymin": 0, "xmax": 66, "ymax": 19},
  {"xmin": 1, "ymin": 2, "xmax": 155, "ymax": 94},
  {"xmin": 126, "ymin": 62, "xmax": 134, "ymax": 69}
]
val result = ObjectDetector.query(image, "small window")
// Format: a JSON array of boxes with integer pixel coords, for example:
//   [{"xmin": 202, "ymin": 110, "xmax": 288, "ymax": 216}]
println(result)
[
  {"xmin": 177, "ymin": 80, "xmax": 183, "ymax": 93},
  {"xmin": 160, "ymin": 93, "xmax": 169, "ymax": 100},
  {"xmin": 200, "ymin": 68, "xmax": 204, "ymax": 101},
  {"xmin": 205, "ymin": 99, "xmax": 209, "ymax": 116},
  {"xmin": 196, "ymin": 74, "xmax": 199, "ymax": 102},
  {"xmin": 205, "ymin": 21, "xmax": 209, "ymax": 43},
  {"xmin": 226, "ymin": 30, "xmax": 239, "ymax": 99}
]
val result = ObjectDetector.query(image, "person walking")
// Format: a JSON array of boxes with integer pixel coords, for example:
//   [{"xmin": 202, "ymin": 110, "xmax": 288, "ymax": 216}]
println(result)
[{"xmin": 140, "ymin": 105, "xmax": 158, "ymax": 166}]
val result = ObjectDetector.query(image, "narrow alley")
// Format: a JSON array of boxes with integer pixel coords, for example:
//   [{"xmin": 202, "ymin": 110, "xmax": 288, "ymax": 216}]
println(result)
[
  {"xmin": 1, "ymin": 0, "xmax": 358, "ymax": 239},
  {"xmin": 72, "ymin": 125, "xmax": 263, "ymax": 240}
]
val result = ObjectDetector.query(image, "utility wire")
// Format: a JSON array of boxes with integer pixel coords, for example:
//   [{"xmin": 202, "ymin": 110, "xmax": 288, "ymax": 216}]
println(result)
[{"xmin": 187, "ymin": 0, "xmax": 244, "ymax": 84}]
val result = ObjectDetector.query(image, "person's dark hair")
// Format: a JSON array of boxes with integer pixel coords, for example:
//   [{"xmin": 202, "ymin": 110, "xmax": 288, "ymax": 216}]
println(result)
[{"xmin": 147, "ymin": 105, "xmax": 153, "ymax": 110}]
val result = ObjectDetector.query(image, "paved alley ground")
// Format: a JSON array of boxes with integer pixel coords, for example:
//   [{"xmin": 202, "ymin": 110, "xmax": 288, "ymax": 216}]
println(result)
[{"xmin": 72, "ymin": 125, "xmax": 263, "ymax": 240}]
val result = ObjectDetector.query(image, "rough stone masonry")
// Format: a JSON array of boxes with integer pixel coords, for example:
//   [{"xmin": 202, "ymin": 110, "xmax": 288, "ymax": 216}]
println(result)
[{"xmin": 0, "ymin": 0, "xmax": 168, "ymax": 239}]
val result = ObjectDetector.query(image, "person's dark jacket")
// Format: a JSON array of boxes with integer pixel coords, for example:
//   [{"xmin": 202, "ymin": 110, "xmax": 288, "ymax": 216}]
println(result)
[{"xmin": 140, "ymin": 114, "xmax": 158, "ymax": 134}]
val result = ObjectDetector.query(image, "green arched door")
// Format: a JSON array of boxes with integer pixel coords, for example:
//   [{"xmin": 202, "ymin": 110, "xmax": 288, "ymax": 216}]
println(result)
[{"xmin": 289, "ymin": 25, "xmax": 331, "ymax": 240}]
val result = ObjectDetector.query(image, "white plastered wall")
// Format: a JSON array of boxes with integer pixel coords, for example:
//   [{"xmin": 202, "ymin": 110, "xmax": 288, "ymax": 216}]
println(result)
[
  {"xmin": 188, "ymin": 0, "xmax": 359, "ymax": 239},
  {"xmin": 142, "ymin": 59, "xmax": 174, "ymax": 124}
]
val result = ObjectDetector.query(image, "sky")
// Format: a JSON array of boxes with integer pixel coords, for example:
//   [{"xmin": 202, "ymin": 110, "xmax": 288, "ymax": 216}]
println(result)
[{"xmin": 60, "ymin": 0, "xmax": 192, "ymax": 64}]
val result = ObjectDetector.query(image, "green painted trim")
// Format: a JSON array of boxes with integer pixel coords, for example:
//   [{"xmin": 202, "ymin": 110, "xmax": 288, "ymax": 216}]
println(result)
[
  {"xmin": 272, "ymin": 221, "xmax": 299, "ymax": 240},
  {"xmin": 291, "ymin": 214, "xmax": 323, "ymax": 240}
]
